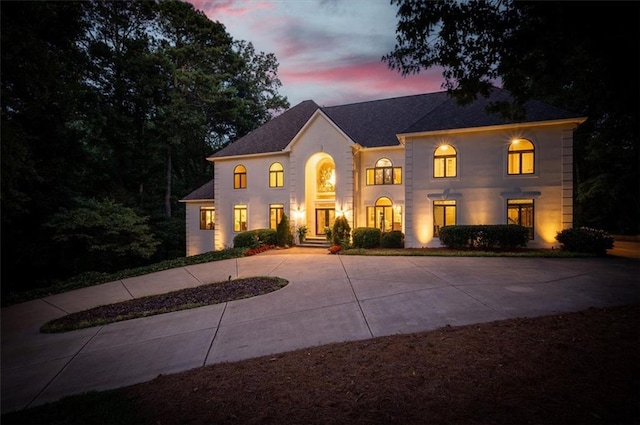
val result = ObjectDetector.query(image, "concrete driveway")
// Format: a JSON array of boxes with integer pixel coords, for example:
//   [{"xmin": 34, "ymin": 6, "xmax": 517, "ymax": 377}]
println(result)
[{"xmin": 2, "ymin": 251, "xmax": 639, "ymax": 414}]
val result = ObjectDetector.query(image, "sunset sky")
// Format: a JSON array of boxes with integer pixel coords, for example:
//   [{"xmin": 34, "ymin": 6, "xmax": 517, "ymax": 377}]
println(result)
[{"xmin": 187, "ymin": 0, "xmax": 447, "ymax": 107}]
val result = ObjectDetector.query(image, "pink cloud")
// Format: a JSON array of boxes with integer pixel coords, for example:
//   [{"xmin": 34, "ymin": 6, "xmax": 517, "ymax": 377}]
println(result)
[
  {"xmin": 280, "ymin": 59, "xmax": 446, "ymax": 104},
  {"xmin": 189, "ymin": 0, "xmax": 272, "ymax": 20}
]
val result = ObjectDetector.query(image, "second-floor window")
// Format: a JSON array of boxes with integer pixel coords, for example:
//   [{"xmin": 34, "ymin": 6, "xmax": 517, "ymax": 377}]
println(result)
[
  {"xmin": 234, "ymin": 165, "xmax": 247, "ymax": 189},
  {"xmin": 434, "ymin": 144, "xmax": 457, "ymax": 178},
  {"xmin": 269, "ymin": 162, "xmax": 284, "ymax": 188},
  {"xmin": 366, "ymin": 158, "xmax": 402, "ymax": 185},
  {"xmin": 508, "ymin": 139, "xmax": 535, "ymax": 175}
]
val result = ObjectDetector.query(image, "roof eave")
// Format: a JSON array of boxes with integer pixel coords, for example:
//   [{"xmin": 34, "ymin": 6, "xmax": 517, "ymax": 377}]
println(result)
[{"xmin": 397, "ymin": 117, "xmax": 589, "ymax": 140}]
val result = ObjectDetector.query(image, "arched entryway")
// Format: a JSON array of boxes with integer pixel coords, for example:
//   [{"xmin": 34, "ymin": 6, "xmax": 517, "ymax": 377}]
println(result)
[{"xmin": 304, "ymin": 153, "xmax": 336, "ymax": 237}]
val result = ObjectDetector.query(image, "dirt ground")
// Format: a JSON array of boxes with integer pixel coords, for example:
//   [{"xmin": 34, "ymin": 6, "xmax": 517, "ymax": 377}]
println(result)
[{"xmin": 120, "ymin": 304, "xmax": 639, "ymax": 425}]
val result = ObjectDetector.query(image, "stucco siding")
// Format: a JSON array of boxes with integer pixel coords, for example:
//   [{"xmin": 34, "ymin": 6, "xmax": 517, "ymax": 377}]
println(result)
[{"xmin": 184, "ymin": 202, "xmax": 215, "ymax": 256}]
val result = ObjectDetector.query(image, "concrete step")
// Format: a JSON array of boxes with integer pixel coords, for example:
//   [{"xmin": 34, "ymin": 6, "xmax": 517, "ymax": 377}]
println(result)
[{"xmin": 297, "ymin": 238, "xmax": 331, "ymax": 248}]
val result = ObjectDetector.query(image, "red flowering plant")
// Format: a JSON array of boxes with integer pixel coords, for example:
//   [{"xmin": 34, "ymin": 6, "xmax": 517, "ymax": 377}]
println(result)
[
  {"xmin": 328, "ymin": 245, "xmax": 342, "ymax": 254},
  {"xmin": 245, "ymin": 245, "xmax": 275, "ymax": 256}
]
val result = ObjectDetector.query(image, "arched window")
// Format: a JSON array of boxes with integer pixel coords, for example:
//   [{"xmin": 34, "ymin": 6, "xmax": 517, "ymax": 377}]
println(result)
[
  {"xmin": 233, "ymin": 165, "xmax": 247, "ymax": 189},
  {"xmin": 366, "ymin": 157, "xmax": 402, "ymax": 185},
  {"xmin": 434, "ymin": 144, "xmax": 457, "ymax": 178},
  {"xmin": 317, "ymin": 160, "xmax": 335, "ymax": 193},
  {"xmin": 508, "ymin": 139, "xmax": 535, "ymax": 175},
  {"xmin": 269, "ymin": 162, "xmax": 284, "ymax": 188},
  {"xmin": 366, "ymin": 197, "xmax": 402, "ymax": 232}
]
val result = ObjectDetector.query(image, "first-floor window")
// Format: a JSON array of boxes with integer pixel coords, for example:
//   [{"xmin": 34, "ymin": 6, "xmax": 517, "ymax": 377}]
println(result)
[
  {"xmin": 433, "ymin": 200, "xmax": 456, "ymax": 237},
  {"xmin": 269, "ymin": 204, "xmax": 284, "ymax": 230},
  {"xmin": 234, "ymin": 205, "xmax": 247, "ymax": 232},
  {"xmin": 507, "ymin": 199, "xmax": 534, "ymax": 239},
  {"xmin": 200, "ymin": 207, "xmax": 215, "ymax": 230},
  {"xmin": 366, "ymin": 197, "xmax": 402, "ymax": 231}
]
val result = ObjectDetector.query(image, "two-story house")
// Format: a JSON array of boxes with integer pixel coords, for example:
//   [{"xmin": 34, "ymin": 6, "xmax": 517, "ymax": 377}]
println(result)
[{"xmin": 180, "ymin": 87, "xmax": 586, "ymax": 255}]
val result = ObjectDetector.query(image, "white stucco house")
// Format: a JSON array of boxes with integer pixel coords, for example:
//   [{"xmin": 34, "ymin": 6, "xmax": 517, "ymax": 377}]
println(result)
[{"xmin": 180, "ymin": 87, "xmax": 587, "ymax": 256}]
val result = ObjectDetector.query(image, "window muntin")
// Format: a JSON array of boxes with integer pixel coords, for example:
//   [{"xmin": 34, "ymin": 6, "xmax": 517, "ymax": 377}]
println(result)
[
  {"xmin": 200, "ymin": 207, "xmax": 215, "ymax": 230},
  {"xmin": 269, "ymin": 204, "xmax": 284, "ymax": 230},
  {"xmin": 269, "ymin": 162, "xmax": 284, "ymax": 188},
  {"xmin": 508, "ymin": 139, "xmax": 535, "ymax": 175},
  {"xmin": 233, "ymin": 204, "xmax": 247, "ymax": 232},
  {"xmin": 507, "ymin": 199, "xmax": 534, "ymax": 239},
  {"xmin": 433, "ymin": 200, "xmax": 456, "ymax": 237},
  {"xmin": 234, "ymin": 165, "xmax": 247, "ymax": 189},
  {"xmin": 366, "ymin": 157, "xmax": 402, "ymax": 185},
  {"xmin": 434, "ymin": 144, "xmax": 457, "ymax": 178},
  {"xmin": 366, "ymin": 197, "xmax": 402, "ymax": 231}
]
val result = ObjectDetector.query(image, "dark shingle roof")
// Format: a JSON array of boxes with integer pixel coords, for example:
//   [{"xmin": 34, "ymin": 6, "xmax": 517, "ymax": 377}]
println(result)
[
  {"xmin": 208, "ymin": 87, "xmax": 583, "ymax": 159},
  {"xmin": 321, "ymin": 91, "xmax": 450, "ymax": 147},
  {"xmin": 180, "ymin": 179, "xmax": 214, "ymax": 201},
  {"xmin": 210, "ymin": 100, "xmax": 320, "ymax": 158},
  {"xmin": 402, "ymin": 86, "xmax": 584, "ymax": 134}
]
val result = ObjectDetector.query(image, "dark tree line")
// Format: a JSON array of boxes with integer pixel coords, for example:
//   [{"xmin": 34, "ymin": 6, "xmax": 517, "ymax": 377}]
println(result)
[
  {"xmin": 384, "ymin": 0, "xmax": 639, "ymax": 235},
  {"xmin": 1, "ymin": 1, "xmax": 289, "ymax": 294}
]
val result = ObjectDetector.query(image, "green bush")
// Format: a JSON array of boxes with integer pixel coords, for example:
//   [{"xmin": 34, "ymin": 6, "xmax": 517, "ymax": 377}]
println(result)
[
  {"xmin": 555, "ymin": 227, "xmax": 614, "ymax": 255},
  {"xmin": 332, "ymin": 216, "xmax": 351, "ymax": 248},
  {"xmin": 352, "ymin": 227, "xmax": 382, "ymax": 248},
  {"xmin": 233, "ymin": 230, "xmax": 260, "ymax": 248},
  {"xmin": 439, "ymin": 225, "xmax": 529, "ymax": 249},
  {"xmin": 256, "ymin": 228, "xmax": 278, "ymax": 246},
  {"xmin": 276, "ymin": 214, "xmax": 294, "ymax": 247},
  {"xmin": 380, "ymin": 230, "xmax": 404, "ymax": 248}
]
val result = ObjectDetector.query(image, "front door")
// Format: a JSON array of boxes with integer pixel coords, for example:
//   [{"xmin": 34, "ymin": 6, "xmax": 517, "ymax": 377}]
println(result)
[{"xmin": 315, "ymin": 208, "xmax": 335, "ymax": 236}]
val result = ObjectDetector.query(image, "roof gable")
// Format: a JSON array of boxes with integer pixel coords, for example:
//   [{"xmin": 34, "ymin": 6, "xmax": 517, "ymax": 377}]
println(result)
[{"xmin": 209, "ymin": 100, "xmax": 319, "ymax": 158}]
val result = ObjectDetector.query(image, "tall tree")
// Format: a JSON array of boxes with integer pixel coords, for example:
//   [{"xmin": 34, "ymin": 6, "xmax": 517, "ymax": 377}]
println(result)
[
  {"xmin": 1, "ymin": 0, "xmax": 290, "ymax": 292},
  {"xmin": 383, "ymin": 0, "xmax": 640, "ymax": 234}
]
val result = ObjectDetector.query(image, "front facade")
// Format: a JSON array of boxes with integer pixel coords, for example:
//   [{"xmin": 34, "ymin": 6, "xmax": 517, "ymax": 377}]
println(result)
[{"xmin": 180, "ymin": 88, "xmax": 586, "ymax": 256}]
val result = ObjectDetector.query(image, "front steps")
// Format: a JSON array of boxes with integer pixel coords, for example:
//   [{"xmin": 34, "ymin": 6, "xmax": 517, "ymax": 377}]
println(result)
[{"xmin": 297, "ymin": 237, "xmax": 331, "ymax": 248}]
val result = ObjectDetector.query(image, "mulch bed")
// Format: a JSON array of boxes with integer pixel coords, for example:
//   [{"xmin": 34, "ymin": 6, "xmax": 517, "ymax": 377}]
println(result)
[{"xmin": 123, "ymin": 304, "xmax": 639, "ymax": 425}]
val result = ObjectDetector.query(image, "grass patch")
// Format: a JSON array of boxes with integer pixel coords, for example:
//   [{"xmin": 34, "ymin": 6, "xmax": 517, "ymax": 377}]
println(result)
[
  {"xmin": 341, "ymin": 247, "xmax": 594, "ymax": 257},
  {"xmin": 2, "ymin": 248, "xmax": 247, "ymax": 307}
]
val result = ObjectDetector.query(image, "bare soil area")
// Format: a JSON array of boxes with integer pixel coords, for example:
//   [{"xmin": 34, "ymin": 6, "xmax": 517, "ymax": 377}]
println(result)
[{"xmin": 120, "ymin": 304, "xmax": 638, "ymax": 425}]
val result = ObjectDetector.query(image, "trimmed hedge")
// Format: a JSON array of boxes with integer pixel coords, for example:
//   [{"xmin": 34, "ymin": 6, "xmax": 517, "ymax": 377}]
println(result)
[
  {"xmin": 233, "ymin": 229, "xmax": 278, "ymax": 248},
  {"xmin": 439, "ymin": 225, "xmax": 529, "ymax": 250},
  {"xmin": 352, "ymin": 227, "xmax": 382, "ymax": 248},
  {"xmin": 555, "ymin": 227, "xmax": 614, "ymax": 255},
  {"xmin": 380, "ymin": 230, "xmax": 405, "ymax": 248}
]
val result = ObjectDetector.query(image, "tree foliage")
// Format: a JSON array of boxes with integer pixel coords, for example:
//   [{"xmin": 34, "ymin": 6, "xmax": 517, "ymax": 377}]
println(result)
[
  {"xmin": 384, "ymin": 0, "xmax": 639, "ymax": 234},
  {"xmin": 1, "ymin": 0, "xmax": 289, "ymax": 293}
]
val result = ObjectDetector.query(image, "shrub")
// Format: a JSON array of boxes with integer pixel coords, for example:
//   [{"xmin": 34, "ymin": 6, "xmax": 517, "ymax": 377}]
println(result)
[
  {"xmin": 555, "ymin": 227, "xmax": 614, "ymax": 255},
  {"xmin": 255, "ymin": 228, "xmax": 278, "ymax": 246},
  {"xmin": 380, "ymin": 230, "xmax": 405, "ymax": 248},
  {"xmin": 352, "ymin": 227, "xmax": 382, "ymax": 249},
  {"xmin": 276, "ymin": 214, "xmax": 294, "ymax": 247},
  {"xmin": 233, "ymin": 230, "xmax": 260, "ymax": 249},
  {"xmin": 439, "ymin": 225, "xmax": 528, "ymax": 250},
  {"xmin": 332, "ymin": 215, "xmax": 351, "ymax": 248}
]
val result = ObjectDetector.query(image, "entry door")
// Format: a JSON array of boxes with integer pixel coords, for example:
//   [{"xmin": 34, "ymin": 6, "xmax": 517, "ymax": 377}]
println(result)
[{"xmin": 316, "ymin": 208, "xmax": 335, "ymax": 235}]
